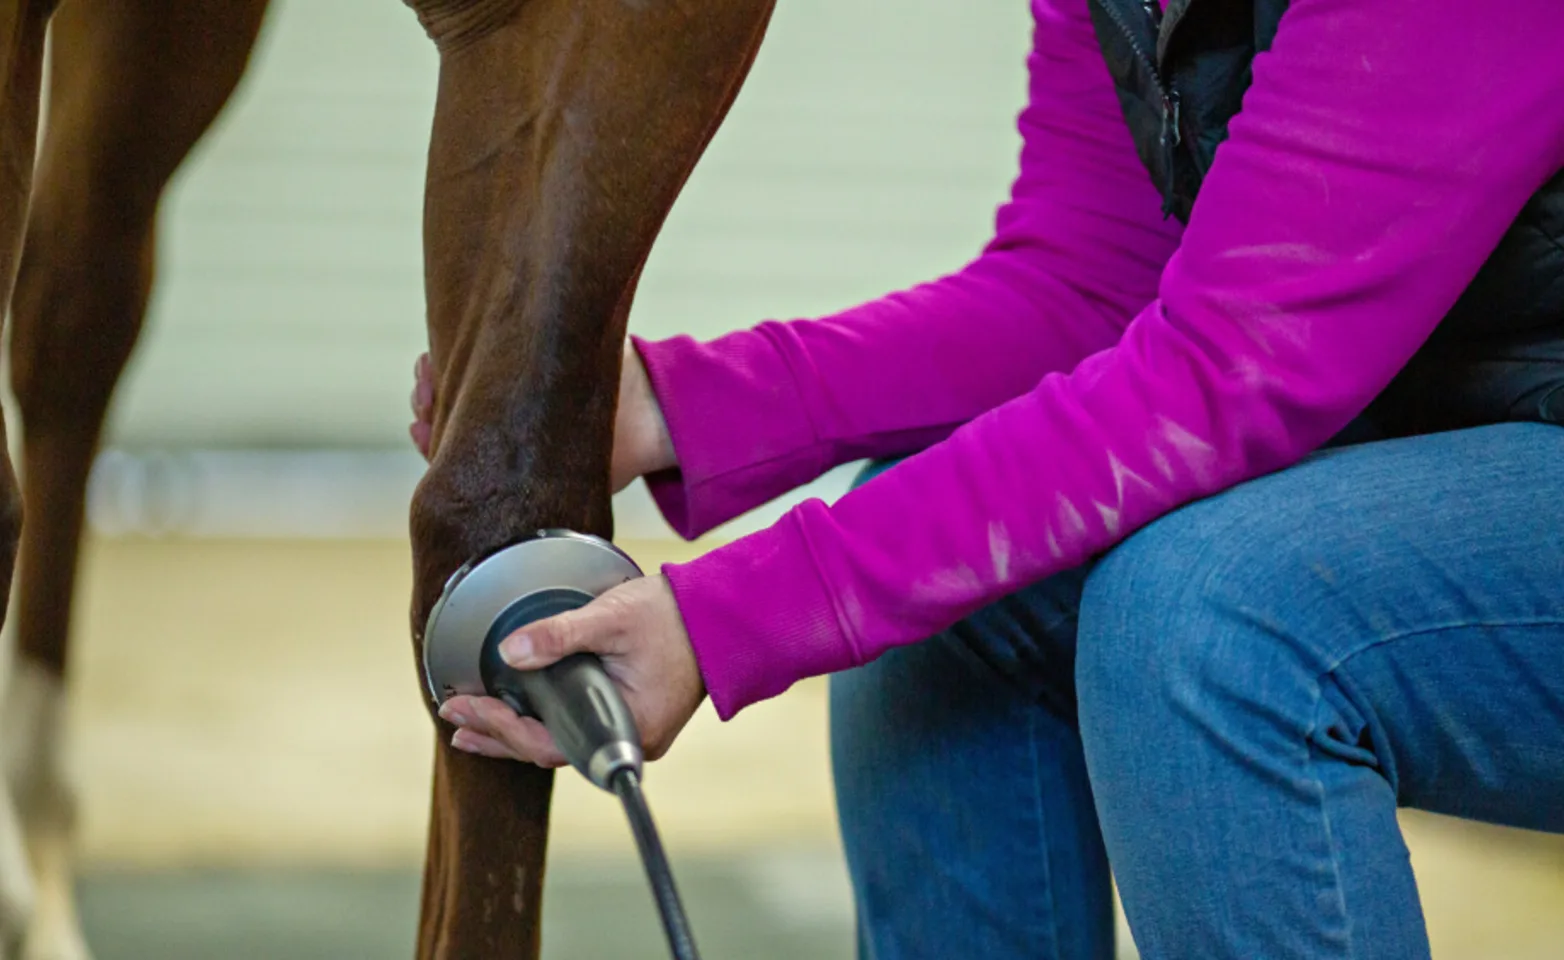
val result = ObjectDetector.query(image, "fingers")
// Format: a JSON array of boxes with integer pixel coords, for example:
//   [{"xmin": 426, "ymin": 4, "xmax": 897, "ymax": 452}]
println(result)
[
  {"xmin": 452, "ymin": 726, "xmax": 567, "ymax": 768},
  {"xmin": 450, "ymin": 729, "xmax": 519, "ymax": 760},
  {"xmin": 439, "ymin": 696, "xmax": 568, "ymax": 768},
  {"xmin": 437, "ymin": 577, "xmax": 704, "ymax": 771},
  {"xmin": 415, "ymin": 353, "xmax": 434, "ymax": 409},
  {"xmin": 498, "ymin": 600, "xmax": 625, "ymax": 670},
  {"xmin": 410, "ymin": 353, "xmax": 433, "ymax": 416},
  {"xmin": 409, "ymin": 421, "xmax": 432, "ymax": 459},
  {"xmin": 410, "ymin": 353, "xmax": 434, "ymax": 459}
]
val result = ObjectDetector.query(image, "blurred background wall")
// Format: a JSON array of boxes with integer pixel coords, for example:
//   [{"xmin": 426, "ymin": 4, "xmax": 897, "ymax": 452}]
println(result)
[{"xmin": 10, "ymin": 1, "xmax": 1560, "ymax": 957}]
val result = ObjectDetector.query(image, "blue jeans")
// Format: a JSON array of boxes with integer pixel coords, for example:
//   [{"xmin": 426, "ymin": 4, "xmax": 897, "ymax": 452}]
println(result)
[{"xmin": 830, "ymin": 423, "xmax": 1564, "ymax": 959}]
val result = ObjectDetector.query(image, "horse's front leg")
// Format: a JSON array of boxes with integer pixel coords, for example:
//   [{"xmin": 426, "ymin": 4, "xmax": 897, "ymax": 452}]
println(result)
[
  {"xmin": 401, "ymin": 0, "xmax": 775, "ymax": 955},
  {"xmin": 0, "ymin": 3, "xmax": 58, "ymax": 956},
  {"xmin": 0, "ymin": 5, "xmax": 269, "ymax": 958}
]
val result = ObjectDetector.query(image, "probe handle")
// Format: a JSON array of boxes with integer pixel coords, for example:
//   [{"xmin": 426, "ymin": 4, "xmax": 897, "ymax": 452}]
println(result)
[
  {"xmin": 479, "ymin": 587, "xmax": 644, "ymax": 792},
  {"xmin": 511, "ymin": 655, "xmax": 642, "ymax": 790}
]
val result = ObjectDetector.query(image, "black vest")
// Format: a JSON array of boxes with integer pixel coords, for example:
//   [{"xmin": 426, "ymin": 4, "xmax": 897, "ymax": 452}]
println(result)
[{"xmin": 1088, "ymin": 0, "xmax": 1564, "ymax": 436}]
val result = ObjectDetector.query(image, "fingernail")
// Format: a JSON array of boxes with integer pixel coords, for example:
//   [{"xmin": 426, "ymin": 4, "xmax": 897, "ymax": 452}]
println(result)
[
  {"xmin": 451, "ymin": 732, "xmax": 476, "ymax": 753},
  {"xmin": 500, "ymin": 634, "xmax": 534, "ymax": 667},
  {"xmin": 438, "ymin": 702, "xmax": 467, "ymax": 726}
]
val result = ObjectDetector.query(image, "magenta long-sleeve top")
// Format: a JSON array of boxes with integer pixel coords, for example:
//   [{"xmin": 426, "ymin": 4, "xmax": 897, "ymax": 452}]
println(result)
[{"xmin": 632, "ymin": 0, "xmax": 1564, "ymax": 719}]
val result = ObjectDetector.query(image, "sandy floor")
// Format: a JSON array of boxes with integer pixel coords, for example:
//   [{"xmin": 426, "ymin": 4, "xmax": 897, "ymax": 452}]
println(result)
[
  {"xmin": 42, "ymin": 538, "xmax": 1564, "ymax": 955},
  {"xmin": 62, "ymin": 538, "xmax": 835, "ymax": 867}
]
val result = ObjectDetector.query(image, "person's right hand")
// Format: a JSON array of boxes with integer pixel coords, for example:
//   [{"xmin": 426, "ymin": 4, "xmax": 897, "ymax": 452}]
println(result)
[{"xmin": 409, "ymin": 345, "xmax": 676, "ymax": 493}]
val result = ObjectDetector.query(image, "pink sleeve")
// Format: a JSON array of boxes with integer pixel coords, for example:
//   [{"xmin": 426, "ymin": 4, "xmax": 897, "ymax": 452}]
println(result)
[
  {"xmin": 670, "ymin": 0, "xmax": 1564, "ymax": 719},
  {"xmin": 635, "ymin": 0, "xmax": 1182, "ymax": 538}
]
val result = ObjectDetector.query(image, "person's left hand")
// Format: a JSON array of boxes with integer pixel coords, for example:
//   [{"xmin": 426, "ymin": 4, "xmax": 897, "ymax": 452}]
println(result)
[{"xmin": 436, "ymin": 574, "xmax": 705, "ymax": 767}]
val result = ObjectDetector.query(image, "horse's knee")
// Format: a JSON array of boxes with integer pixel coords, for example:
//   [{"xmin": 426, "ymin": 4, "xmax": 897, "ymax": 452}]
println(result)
[
  {"xmin": 408, "ymin": 445, "xmax": 611, "ymax": 603},
  {"xmin": 407, "ymin": 467, "xmax": 492, "ymax": 612},
  {"xmin": 406, "ymin": 465, "xmax": 512, "ymax": 697}
]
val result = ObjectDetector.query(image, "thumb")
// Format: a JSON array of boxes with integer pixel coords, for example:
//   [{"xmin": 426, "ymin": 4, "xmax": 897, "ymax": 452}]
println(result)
[{"xmin": 499, "ymin": 603, "xmax": 618, "ymax": 669}]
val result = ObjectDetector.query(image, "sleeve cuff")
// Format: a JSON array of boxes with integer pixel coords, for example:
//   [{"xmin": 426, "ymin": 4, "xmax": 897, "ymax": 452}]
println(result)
[
  {"xmin": 662, "ymin": 505, "xmax": 860, "ymax": 720},
  {"xmin": 633, "ymin": 331, "xmax": 831, "ymax": 539}
]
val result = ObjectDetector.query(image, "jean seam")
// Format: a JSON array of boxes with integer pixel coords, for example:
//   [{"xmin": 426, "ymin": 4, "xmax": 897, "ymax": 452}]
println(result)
[
  {"xmin": 1027, "ymin": 708, "xmax": 1066, "ymax": 960},
  {"xmin": 1298, "ymin": 619, "xmax": 1564, "ymax": 959},
  {"xmin": 1303, "ymin": 703, "xmax": 1360, "ymax": 960},
  {"xmin": 1321, "ymin": 617, "xmax": 1564, "ymax": 676}
]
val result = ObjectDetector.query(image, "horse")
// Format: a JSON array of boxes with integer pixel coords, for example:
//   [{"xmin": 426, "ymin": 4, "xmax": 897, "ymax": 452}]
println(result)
[{"xmin": 0, "ymin": 0, "xmax": 777, "ymax": 956}]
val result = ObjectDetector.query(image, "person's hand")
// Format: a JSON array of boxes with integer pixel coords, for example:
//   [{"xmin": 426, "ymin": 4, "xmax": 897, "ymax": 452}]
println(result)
[
  {"xmin": 409, "ymin": 344, "xmax": 676, "ymax": 492},
  {"xmin": 436, "ymin": 574, "xmax": 705, "ymax": 767},
  {"xmin": 409, "ymin": 353, "xmax": 435, "ymax": 458}
]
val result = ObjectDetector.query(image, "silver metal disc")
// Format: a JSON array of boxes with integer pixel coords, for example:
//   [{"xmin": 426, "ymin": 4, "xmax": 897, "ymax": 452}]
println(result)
[{"xmin": 421, "ymin": 530, "xmax": 643, "ymax": 706}]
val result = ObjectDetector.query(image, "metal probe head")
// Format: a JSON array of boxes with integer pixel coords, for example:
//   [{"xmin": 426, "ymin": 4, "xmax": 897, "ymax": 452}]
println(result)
[{"xmin": 422, "ymin": 530, "xmax": 645, "ymax": 789}]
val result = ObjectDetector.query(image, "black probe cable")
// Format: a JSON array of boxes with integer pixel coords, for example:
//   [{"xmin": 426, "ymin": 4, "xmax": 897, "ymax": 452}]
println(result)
[{"xmin": 611, "ymin": 767, "xmax": 702, "ymax": 960}]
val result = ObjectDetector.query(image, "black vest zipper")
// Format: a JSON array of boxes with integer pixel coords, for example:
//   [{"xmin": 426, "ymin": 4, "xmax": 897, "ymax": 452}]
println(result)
[{"xmin": 1093, "ymin": 0, "xmax": 1182, "ymax": 216}]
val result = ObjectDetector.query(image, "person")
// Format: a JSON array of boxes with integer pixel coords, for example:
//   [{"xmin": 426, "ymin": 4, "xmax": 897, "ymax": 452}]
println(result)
[{"xmin": 414, "ymin": 0, "xmax": 1564, "ymax": 955}]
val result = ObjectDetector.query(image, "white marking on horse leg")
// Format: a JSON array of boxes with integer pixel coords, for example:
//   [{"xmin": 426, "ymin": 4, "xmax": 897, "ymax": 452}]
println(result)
[
  {"xmin": 0, "ymin": 781, "xmax": 36, "ymax": 959},
  {"xmin": 0, "ymin": 647, "xmax": 40, "ymax": 958},
  {"xmin": 20, "ymin": 831, "xmax": 89, "ymax": 960},
  {"xmin": 1, "ymin": 662, "xmax": 90, "ymax": 960}
]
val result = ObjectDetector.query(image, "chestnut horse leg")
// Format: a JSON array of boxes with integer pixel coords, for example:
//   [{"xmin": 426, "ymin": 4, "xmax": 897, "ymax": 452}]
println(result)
[
  {"xmin": 402, "ymin": 0, "xmax": 775, "ymax": 954},
  {"xmin": 0, "ymin": 2, "xmax": 268, "ymax": 957},
  {"xmin": 0, "ymin": 3, "xmax": 54, "ymax": 955}
]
